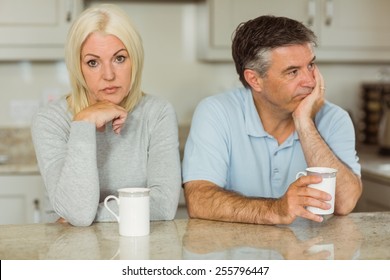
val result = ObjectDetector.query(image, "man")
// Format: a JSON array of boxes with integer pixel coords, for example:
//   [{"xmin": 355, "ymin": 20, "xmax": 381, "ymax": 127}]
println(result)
[{"xmin": 182, "ymin": 15, "xmax": 362, "ymax": 225}]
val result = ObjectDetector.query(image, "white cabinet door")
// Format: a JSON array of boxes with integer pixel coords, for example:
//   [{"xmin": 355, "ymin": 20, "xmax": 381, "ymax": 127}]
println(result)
[
  {"xmin": 210, "ymin": 0, "xmax": 310, "ymax": 49},
  {"xmin": 0, "ymin": 0, "xmax": 83, "ymax": 60},
  {"xmin": 197, "ymin": 0, "xmax": 309, "ymax": 61},
  {"xmin": 198, "ymin": 0, "xmax": 390, "ymax": 62},
  {"xmin": 316, "ymin": 0, "xmax": 390, "ymax": 61},
  {"xmin": 0, "ymin": 175, "xmax": 44, "ymax": 224}
]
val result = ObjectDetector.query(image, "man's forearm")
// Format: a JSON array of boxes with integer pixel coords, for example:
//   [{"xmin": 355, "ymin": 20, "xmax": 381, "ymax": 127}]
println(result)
[{"xmin": 184, "ymin": 181, "xmax": 281, "ymax": 224}]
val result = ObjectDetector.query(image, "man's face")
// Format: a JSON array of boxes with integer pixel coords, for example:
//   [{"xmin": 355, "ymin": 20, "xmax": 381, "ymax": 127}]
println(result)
[{"xmin": 259, "ymin": 43, "xmax": 317, "ymax": 113}]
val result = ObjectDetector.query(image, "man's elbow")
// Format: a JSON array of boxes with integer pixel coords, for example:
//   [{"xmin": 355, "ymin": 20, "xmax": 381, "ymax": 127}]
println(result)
[
  {"xmin": 334, "ymin": 204, "xmax": 354, "ymax": 216},
  {"xmin": 183, "ymin": 184, "xmax": 200, "ymax": 219},
  {"xmin": 186, "ymin": 202, "xmax": 199, "ymax": 219},
  {"xmin": 335, "ymin": 182, "xmax": 363, "ymax": 215}
]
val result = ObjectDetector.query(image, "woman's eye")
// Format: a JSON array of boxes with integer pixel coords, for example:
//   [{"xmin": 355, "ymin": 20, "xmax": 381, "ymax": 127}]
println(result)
[
  {"xmin": 115, "ymin": 55, "xmax": 126, "ymax": 63},
  {"xmin": 87, "ymin": 60, "xmax": 98, "ymax": 67}
]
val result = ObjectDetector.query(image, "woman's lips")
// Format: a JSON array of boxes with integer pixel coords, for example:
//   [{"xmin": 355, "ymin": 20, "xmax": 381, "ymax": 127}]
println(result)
[{"xmin": 102, "ymin": 86, "xmax": 119, "ymax": 94}]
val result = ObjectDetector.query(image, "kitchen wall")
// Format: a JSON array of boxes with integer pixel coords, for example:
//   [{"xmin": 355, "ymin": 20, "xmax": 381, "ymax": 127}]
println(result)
[{"xmin": 0, "ymin": 1, "xmax": 389, "ymax": 127}]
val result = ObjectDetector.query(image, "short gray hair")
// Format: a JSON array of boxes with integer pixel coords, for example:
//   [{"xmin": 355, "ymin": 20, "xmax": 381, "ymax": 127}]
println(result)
[{"xmin": 232, "ymin": 15, "xmax": 317, "ymax": 88}]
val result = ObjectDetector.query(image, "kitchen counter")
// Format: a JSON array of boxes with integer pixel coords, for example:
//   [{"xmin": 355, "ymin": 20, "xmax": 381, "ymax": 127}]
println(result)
[
  {"xmin": 0, "ymin": 212, "xmax": 389, "ymax": 260},
  {"xmin": 0, "ymin": 125, "xmax": 191, "ymax": 175},
  {"xmin": 0, "ymin": 158, "xmax": 39, "ymax": 174},
  {"xmin": 0, "ymin": 127, "xmax": 39, "ymax": 175},
  {"xmin": 358, "ymin": 145, "xmax": 390, "ymax": 184},
  {"xmin": 355, "ymin": 145, "xmax": 390, "ymax": 212}
]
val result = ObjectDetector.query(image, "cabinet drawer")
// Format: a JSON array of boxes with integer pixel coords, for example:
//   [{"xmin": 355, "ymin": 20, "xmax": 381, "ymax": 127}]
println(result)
[{"xmin": 360, "ymin": 178, "xmax": 390, "ymax": 212}]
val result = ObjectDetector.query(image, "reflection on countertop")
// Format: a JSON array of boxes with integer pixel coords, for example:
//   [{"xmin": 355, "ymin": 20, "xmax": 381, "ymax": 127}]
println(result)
[
  {"xmin": 1, "ymin": 212, "xmax": 389, "ymax": 260},
  {"xmin": 182, "ymin": 215, "xmax": 364, "ymax": 260}
]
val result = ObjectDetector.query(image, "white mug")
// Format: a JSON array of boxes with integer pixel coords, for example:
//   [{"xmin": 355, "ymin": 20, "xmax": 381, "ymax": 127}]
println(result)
[
  {"xmin": 296, "ymin": 167, "xmax": 337, "ymax": 215},
  {"xmin": 104, "ymin": 188, "xmax": 150, "ymax": 236}
]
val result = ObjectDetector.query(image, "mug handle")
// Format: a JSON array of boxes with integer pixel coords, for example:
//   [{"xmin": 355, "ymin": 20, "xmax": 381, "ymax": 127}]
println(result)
[
  {"xmin": 296, "ymin": 171, "xmax": 307, "ymax": 180},
  {"xmin": 104, "ymin": 195, "xmax": 120, "ymax": 222}
]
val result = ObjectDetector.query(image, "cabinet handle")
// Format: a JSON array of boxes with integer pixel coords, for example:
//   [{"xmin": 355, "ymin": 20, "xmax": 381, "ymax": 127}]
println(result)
[
  {"xmin": 325, "ymin": 0, "xmax": 333, "ymax": 26},
  {"xmin": 66, "ymin": 0, "xmax": 73, "ymax": 22},
  {"xmin": 33, "ymin": 199, "xmax": 41, "ymax": 223},
  {"xmin": 307, "ymin": 0, "xmax": 315, "ymax": 26}
]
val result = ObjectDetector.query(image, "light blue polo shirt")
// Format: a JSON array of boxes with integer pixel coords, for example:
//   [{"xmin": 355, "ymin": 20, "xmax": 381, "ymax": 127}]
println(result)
[{"xmin": 182, "ymin": 87, "xmax": 360, "ymax": 198}]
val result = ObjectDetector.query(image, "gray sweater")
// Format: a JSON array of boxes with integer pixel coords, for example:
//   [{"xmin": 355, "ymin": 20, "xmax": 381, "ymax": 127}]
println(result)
[{"xmin": 31, "ymin": 94, "xmax": 181, "ymax": 226}]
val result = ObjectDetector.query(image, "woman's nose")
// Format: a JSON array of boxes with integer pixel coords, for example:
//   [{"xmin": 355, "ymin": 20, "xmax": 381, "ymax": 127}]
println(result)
[{"xmin": 102, "ymin": 64, "xmax": 115, "ymax": 81}]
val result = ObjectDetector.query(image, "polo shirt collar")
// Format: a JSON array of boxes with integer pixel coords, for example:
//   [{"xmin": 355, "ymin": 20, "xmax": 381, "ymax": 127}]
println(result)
[{"xmin": 243, "ymin": 88, "xmax": 267, "ymax": 137}]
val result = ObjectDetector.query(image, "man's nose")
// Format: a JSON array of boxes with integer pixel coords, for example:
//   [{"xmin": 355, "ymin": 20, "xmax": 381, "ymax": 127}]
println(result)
[{"xmin": 301, "ymin": 69, "xmax": 316, "ymax": 88}]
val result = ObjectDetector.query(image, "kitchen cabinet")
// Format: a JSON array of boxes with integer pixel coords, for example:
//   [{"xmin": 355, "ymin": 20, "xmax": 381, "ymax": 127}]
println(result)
[
  {"xmin": 356, "ymin": 177, "xmax": 390, "ymax": 212},
  {"xmin": 355, "ymin": 146, "xmax": 390, "ymax": 212},
  {"xmin": 197, "ymin": 0, "xmax": 390, "ymax": 62},
  {"xmin": 0, "ymin": 175, "xmax": 44, "ymax": 224},
  {"xmin": 0, "ymin": 0, "xmax": 83, "ymax": 60}
]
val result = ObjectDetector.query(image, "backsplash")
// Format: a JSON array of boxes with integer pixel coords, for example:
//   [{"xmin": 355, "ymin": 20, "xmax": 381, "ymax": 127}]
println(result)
[
  {"xmin": 0, "ymin": 127, "xmax": 37, "ymax": 165},
  {"xmin": 0, "ymin": 125, "xmax": 190, "ymax": 167}
]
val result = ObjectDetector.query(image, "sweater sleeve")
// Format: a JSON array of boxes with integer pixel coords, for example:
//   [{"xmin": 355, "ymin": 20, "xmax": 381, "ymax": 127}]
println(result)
[
  {"xmin": 31, "ymin": 105, "xmax": 100, "ymax": 226},
  {"xmin": 147, "ymin": 102, "xmax": 181, "ymax": 220}
]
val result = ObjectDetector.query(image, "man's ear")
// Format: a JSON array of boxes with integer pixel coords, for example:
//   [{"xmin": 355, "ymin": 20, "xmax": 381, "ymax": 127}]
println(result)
[{"xmin": 243, "ymin": 69, "xmax": 263, "ymax": 92}]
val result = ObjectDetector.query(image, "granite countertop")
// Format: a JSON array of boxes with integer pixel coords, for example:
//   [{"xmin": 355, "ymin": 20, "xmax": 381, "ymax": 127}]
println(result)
[
  {"xmin": 0, "ymin": 127, "xmax": 40, "ymax": 175},
  {"xmin": 0, "ymin": 156, "xmax": 39, "ymax": 174},
  {"xmin": 0, "ymin": 212, "xmax": 389, "ymax": 260}
]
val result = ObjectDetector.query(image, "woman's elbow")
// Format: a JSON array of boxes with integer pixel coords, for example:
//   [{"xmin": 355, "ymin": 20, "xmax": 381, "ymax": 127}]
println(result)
[
  {"xmin": 68, "ymin": 217, "xmax": 95, "ymax": 227},
  {"xmin": 55, "ymin": 208, "xmax": 96, "ymax": 227}
]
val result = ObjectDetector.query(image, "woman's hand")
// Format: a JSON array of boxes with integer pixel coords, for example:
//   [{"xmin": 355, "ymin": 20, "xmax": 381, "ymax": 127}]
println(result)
[{"xmin": 74, "ymin": 100, "xmax": 128, "ymax": 134}]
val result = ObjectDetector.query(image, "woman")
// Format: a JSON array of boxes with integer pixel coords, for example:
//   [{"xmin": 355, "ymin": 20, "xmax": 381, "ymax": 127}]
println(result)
[{"xmin": 31, "ymin": 4, "xmax": 181, "ymax": 226}]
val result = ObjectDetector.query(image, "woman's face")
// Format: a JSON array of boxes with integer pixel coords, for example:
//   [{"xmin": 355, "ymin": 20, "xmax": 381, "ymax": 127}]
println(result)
[{"xmin": 81, "ymin": 32, "xmax": 132, "ymax": 105}]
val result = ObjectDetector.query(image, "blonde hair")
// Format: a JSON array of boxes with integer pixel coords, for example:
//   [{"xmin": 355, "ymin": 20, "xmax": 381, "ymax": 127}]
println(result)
[{"xmin": 65, "ymin": 4, "xmax": 144, "ymax": 115}]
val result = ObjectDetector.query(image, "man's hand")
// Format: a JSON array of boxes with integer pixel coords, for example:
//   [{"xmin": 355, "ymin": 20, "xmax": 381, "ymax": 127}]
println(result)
[
  {"xmin": 293, "ymin": 67, "xmax": 325, "ymax": 126},
  {"xmin": 274, "ymin": 175, "xmax": 332, "ymax": 224}
]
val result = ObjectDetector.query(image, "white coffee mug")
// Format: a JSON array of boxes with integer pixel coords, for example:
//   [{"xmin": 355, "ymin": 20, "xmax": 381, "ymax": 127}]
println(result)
[
  {"xmin": 104, "ymin": 188, "xmax": 150, "ymax": 236},
  {"xmin": 296, "ymin": 167, "xmax": 337, "ymax": 215}
]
